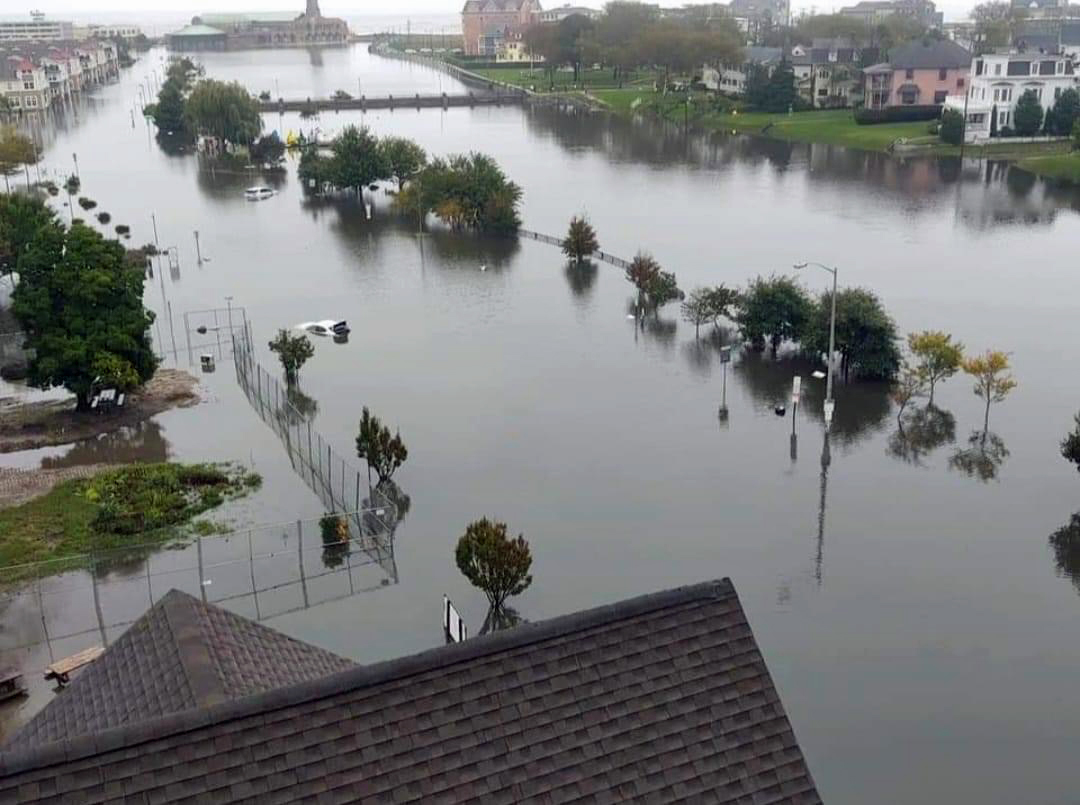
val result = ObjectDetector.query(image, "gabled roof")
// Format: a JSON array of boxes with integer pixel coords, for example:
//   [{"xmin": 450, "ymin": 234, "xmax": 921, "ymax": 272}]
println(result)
[
  {"xmin": 9, "ymin": 589, "xmax": 354, "ymax": 749},
  {"xmin": 746, "ymin": 45, "xmax": 784, "ymax": 64},
  {"xmin": 463, "ymin": 0, "xmax": 535, "ymax": 13},
  {"xmin": 0, "ymin": 580, "xmax": 821, "ymax": 804},
  {"xmin": 887, "ymin": 38, "xmax": 971, "ymax": 69}
]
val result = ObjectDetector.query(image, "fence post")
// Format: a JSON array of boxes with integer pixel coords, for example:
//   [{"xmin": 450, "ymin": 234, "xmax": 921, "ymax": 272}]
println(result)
[
  {"xmin": 197, "ymin": 535, "xmax": 207, "ymax": 603},
  {"xmin": 248, "ymin": 530, "xmax": 261, "ymax": 620},
  {"xmin": 298, "ymin": 519, "xmax": 308, "ymax": 608}
]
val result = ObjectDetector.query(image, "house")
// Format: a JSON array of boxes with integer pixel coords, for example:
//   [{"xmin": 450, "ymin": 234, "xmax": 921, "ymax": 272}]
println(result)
[
  {"xmin": 1011, "ymin": 0, "xmax": 1068, "ymax": 19},
  {"xmin": 0, "ymin": 56, "xmax": 50, "ymax": 112},
  {"xmin": 730, "ymin": 0, "xmax": 792, "ymax": 30},
  {"xmin": 461, "ymin": 0, "xmax": 542, "ymax": 57},
  {"xmin": 862, "ymin": 39, "xmax": 970, "ymax": 110},
  {"xmin": 538, "ymin": 4, "xmax": 599, "ymax": 23},
  {"xmin": 1, "ymin": 581, "xmax": 822, "ymax": 804},
  {"xmin": 496, "ymin": 31, "xmax": 542, "ymax": 62},
  {"xmin": 168, "ymin": 1, "xmax": 348, "ymax": 52},
  {"xmin": 944, "ymin": 50, "xmax": 1080, "ymax": 141},
  {"xmin": 704, "ymin": 46, "xmax": 784, "ymax": 94},
  {"xmin": 792, "ymin": 39, "xmax": 873, "ymax": 108},
  {"xmin": 1015, "ymin": 19, "xmax": 1080, "ymax": 62},
  {"xmin": 838, "ymin": 0, "xmax": 943, "ymax": 29}
]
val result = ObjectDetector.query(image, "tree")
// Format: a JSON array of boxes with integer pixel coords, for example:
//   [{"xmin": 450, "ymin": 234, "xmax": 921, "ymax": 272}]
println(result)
[
  {"xmin": 355, "ymin": 406, "xmax": 408, "ymax": 484},
  {"xmin": 747, "ymin": 61, "xmax": 798, "ymax": 113},
  {"xmin": 939, "ymin": 108, "xmax": 964, "ymax": 146},
  {"xmin": 0, "ymin": 192, "xmax": 55, "ymax": 275},
  {"xmin": 737, "ymin": 275, "xmax": 813, "ymax": 356},
  {"xmin": 681, "ymin": 288, "xmax": 713, "ymax": 338},
  {"xmin": 971, "ymin": 0, "xmax": 1025, "ymax": 53},
  {"xmin": 379, "ymin": 136, "xmax": 426, "ymax": 190},
  {"xmin": 908, "ymin": 330, "xmax": 964, "ymax": 405},
  {"xmin": 962, "ymin": 350, "xmax": 1016, "ymax": 430},
  {"xmin": 0, "ymin": 125, "xmax": 36, "ymax": 187},
  {"xmin": 804, "ymin": 288, "xmax": 901, "ymax": 381},
  {"xmin": 1062, "ymin": 412, "xmax": 1080, "ymax": 472},
  {"xmin": 624, "ymin": 252, "xmax": 679, "ymax": 313},
  {"xmin": 454, "ymin": 517, "xmax": 533, "ymax": 611},
  {"xmin": 891, "ymin": 365, "xmax": 926, "ymax": 426},
  {"xmin": 1013, "ymin": 89, "xmax": 1043, "ymax": 137},
  {"xmin": 148, "ymin": 80, "xmax": 186, "ymax": 134},
  {"xmin": 328, "ymin": 125, "xmax": 389, "ymax": 194},
  {"xmin": 12, "ymin": 221, "xmax": 157, "ymax": 411},
  {"xmin": 398, "ymin": 153, "xmax": 522, "ymax": 234},
  {"xmin": 703, "ymin": 285, "xmax": 739, "ymax": 329},
  {"xmin": 1045, "ymin": 88, "xmax": 1080, "ymax": 136},
  {"xmin": 249, "ymin": 132, "xmax": 285, "ymax": 164},
  {"xmin": 184, "ymin": 79, "xmax": 263, "ymax": 145},
  {"xmin": 268, "ymin": 329, "xmax": 314, "ymax": 385},
  {"xmin": 562, "ymin": 215, "xmax": 599, "ymax": 263}
]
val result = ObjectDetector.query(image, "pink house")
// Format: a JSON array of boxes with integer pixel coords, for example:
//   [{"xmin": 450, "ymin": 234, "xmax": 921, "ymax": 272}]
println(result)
[{"xmin": 864, "ymin": 39, "xmax": 971, "ymax": 109}]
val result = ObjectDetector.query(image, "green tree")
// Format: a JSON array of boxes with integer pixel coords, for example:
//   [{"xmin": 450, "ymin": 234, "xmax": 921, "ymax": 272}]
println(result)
[
  {"xmin": 0, "ymin": 125, "xmax": 36, "ymax": 188},
  {"xmin": 891, "ymin": 364, "xmax": 926, "ymax": 426},
  {"xmin": 250, "ymin": 132, "xmax": 285, "ymax": 164},
  {"xmin": 329, "ymin": 125, "xmax": 389, "ymax": 194},
  {"xmin": 737, "ymin": 275, "xmax": 813, "ymax": 356},
  {"xmin": 1061, "ymin": 412, "xmax": 1080, "ymax": 472},
  {"xmin": 624, "ymin": 252, "xmax": 679, "ymax": 313},
  {"xmin": 148, "ymin": 80, "xmax": 187, "ymax": 134},
  {"xmin": 379, "ymin": 136, "xmax": 426, "ymax": 190},
  {"xmin": 1013, "ymin": 89, "xmax": 1043, "ymax": 137},
  {"xmin": 805, "ymin": 288, "xmax": 901, "ymax": 381},
  {"xmin": 12, "ymin": 221, "xmax": 157, "ymax": 411},
  {"xmin": 748, "ymin": 61, "xmax": 798, "ymax": 113},
  {"xmin": 398, "ymin": 153, "xmax": 522, "ymax": 234},
  {"xmin": 184, "ymin": 79, "xmax": 263, "ymax": 145},
  {"xmin": 703, "ymin": 285, "xmax": 739, "ymax": 329},
  {"xmin": 907, "ymin": 330, "xmax": 964, "ymax": 405},
  {"xmin": 962, "ymin": 349, "xmax": 1017, "ymax": 430},
  {"xmin": 355, "ymin": 406, "xmax": 408, "ymax": 484},
  {"xmin": 562, "ymin": 215, "xmax": 599, "ymax": 263},
  {"xmin": 455, "ymin": 517, "xmax": 533, "ymax": 611},
  {"xmin": 939, "ymin": 108, "xmax": 965, "ymax": 146},
  {"xmin": 268, "ymin": 329, "xmax": 314, "ymax": 385},
  {"xmin": 646, "ymin": 270, "xmax": 682, "ymax": 313},
  {"xmin": 0, "ymin": 192, "xmax": 55, "ymax": 275},
  {"xmin": 1045, "ymin": 88, "xmax": 1080, "ymax": 136},
  {"xmin": 681, "ymin": 287, "xmax": 712, "ymax": 338},
  {"xmin": 298, "ymin": 145, "xmax": 333, "ymax": 190}
]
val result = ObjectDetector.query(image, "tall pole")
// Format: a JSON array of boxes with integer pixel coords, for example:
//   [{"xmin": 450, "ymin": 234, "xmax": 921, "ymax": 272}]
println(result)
[
  {"xmin": 72, "ymin": 151, "xmax": 79, "ymax": 179},
  {"xmin": 959, "ymin": 79, "xmax": 971, "ymax": 161},
  {"xmin": 826, "ymin": 266, "xmax": 837, "ymax": 407}
]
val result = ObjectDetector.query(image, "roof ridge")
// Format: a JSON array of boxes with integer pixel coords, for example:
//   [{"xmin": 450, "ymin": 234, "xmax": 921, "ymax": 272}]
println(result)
[
  {"xmin": 0, "ymin": 579, "xmax": 734, "ymax": 777},
  {"xmin": 160, "ymin": 590, "xmax": 229, "ymax": 709}
]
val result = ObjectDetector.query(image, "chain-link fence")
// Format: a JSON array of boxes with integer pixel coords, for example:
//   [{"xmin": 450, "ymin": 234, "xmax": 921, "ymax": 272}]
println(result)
[{"xmin": 518, "ymin": 228, "xmax": 632, "ymax": 269}]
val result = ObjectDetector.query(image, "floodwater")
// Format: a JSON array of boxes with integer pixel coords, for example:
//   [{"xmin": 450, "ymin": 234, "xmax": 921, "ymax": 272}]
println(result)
[{"xmin": 3, "ymin": 44, "xmax": 1080, "ymax": 803}]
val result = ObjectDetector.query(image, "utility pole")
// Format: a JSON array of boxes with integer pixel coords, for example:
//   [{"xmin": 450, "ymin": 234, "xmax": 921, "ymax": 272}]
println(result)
[
  {"xmin": 72, "ymin": 151, "xmax": 79, "ymax": 179},
  {"xmin": 194, "ymin": 230, "xmax": 203, "ymax": 264}
]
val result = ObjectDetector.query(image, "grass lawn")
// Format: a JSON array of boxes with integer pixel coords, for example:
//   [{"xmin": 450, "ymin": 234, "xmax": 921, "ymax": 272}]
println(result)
[
  {"xmin": 0, "ymin": 462, "xmax": 261, "ymax": 579},
  {"xmin": 1015, "ymin": 151, "xmax": 1080, "ymax": 183}
]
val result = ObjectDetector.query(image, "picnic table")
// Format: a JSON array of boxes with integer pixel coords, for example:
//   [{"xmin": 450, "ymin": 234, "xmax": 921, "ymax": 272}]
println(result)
[
  {"xmin": 44, "ymin": 646, "xmax": 104, "ymax": 685},
  {"xmin": 89, "ymin": 389, "xmax": 125, "ymax": 413}
]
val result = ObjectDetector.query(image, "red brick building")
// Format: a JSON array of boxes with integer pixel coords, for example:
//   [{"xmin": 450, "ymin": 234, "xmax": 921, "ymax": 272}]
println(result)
[{"xmin": 461, "ymin": 0, "xmax": 542, "ymax": 57}]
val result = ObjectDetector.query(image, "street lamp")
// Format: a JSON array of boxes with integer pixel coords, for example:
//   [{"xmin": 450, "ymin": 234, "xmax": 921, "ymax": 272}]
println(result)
[{"xmin": 794, "ymin": 261, "xmax": 838, "ymax": 427}]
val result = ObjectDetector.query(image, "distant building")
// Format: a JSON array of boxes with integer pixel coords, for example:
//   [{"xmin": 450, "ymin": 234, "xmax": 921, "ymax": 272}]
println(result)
[
  {"xmin": 1015, "ymin": 19, "xmax": 1080, "ymax": 60},
  {"xmin": 0, "ymin": 40, "xmax": 118, "ymax": 113},
  {"xmin": 791, "ymin": 39, "xmax": 877, "ymax": 108},
  {"xmin": 703, "ymin": 46, "xmax": 784, "ymax": 94},
  {"xmin": 167, "ymin": 0, "xmax": 348, "ymax": 52},
  {"xmin": 461, "ymin": 0, "xmax": 542, "ymax": 57},
  {"xmin": 839, "ymin": 0, "xmax": 943, "ymax": 28},
  {"xmin": 0, "ymin": 12, "xmax": 75, "ymax": 42},
  {"xmin": 538, "ymin": 4, "xmax": 601, "ymax": 23},
  {"xmin": 1011, "ymin": 0, "xmax": 1069, "ymax": 19},
  {"xmin": 729, "ymin": 0, "xmax": 791, "ymax": 31},
  {"xmin": 945, "ymin": 50, "xmax": 1078, "ymax": 141},
  {"xmin": 862, "ymin": 39, "xmax": 970, "ymax": 109},
  {"xmin": 74, "ymin": 23, "xmax": 144, "ymax": 41}
]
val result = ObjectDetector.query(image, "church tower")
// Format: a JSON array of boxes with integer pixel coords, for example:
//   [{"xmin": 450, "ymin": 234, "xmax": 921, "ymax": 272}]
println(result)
[{"xmin": 305, "ymin": 0, "xmax": 321, "ymax": 18}]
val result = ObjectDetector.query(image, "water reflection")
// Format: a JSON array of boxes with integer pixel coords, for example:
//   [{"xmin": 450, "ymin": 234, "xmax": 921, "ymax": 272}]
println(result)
[
  {"xmin": 1049, "ymin": 512, "xmax": 1080, "ymax": 595},
  {"xmin": 564, "ymin": 259, "xmax": 597, "ymax": 298},
  {"xmin": 39, "ymin": 421, "xmax": 170, "ymax": 469},
  {"xmin": 816, "ymin": 433, "xmax": 831, "ymax": 586},
  {"xmin": 886, "ymin": 405, "xmax": 957, "ymax": 467},
  {"xmin": 196, "ymin": 162, "xmax": 289, "ymax": 202},
  {"xmin": 948, "ymin": 430, "xmax": 1010, "ymax": 482},
  {"xmin": 627, "ymin": 300, "xmax": 677, "ymax": 353},
  {"xmin": 680, "ymin": 327, "xmax": 733, "ymax": 378}
]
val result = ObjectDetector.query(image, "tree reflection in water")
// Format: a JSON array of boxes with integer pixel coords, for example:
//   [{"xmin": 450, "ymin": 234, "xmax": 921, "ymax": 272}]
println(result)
[
  {"xmin": 948, "ymin": 430, "xmax": 1009, "ymax": 482},
  {"xmin": 886, "ymin": 405, "xmax": 957, "ymax": 467},
  {"xmin": 681, "ymin": 327, "xmax": 734, "ymax": 378},
  {"xmin": 479, "ymin": 604, "xmax": 525, "ymax": 636},
  {"xmin": 626, "ymin": 299, "xmax": 677, "ymax": 353},
  {"xmin": 1049, "ymin": 512, "xmax": 1080, "ymax": 594},
  {"xmin": 40, "ymin": 420, "xmax": 170, "ymax": 469},
  {"xmin": 564, "ymin": 259, "xmax": 597, "ymax": 298}
]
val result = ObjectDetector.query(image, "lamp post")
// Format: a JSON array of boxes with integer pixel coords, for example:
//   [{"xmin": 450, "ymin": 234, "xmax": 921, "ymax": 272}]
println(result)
[{"xmin": 794, "ymin": 261, "xmax": 838, "ymax": 427}]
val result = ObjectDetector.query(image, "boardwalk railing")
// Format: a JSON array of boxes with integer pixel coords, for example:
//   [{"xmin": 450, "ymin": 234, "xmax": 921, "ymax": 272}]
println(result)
[{"xmin": 518, "ymin": 228, "xmax": 633, "ymax": 270}]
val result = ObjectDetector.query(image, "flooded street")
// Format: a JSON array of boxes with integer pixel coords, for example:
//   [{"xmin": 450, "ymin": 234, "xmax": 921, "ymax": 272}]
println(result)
[{"xmin": 4, "ymin": 43, "xmax": 1080, "ymax": 803}]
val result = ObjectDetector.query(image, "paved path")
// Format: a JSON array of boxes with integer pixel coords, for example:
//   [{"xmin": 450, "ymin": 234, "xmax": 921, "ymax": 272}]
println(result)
[{"xmin": 0, "ymin": 464, "xmax": 115, "ymax": 508}]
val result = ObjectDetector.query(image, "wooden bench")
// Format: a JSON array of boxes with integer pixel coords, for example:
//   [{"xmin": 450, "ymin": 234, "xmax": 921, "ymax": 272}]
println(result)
[{"xmin": 44, "ymin": 646, "xmax": 104, "ymax": 685}]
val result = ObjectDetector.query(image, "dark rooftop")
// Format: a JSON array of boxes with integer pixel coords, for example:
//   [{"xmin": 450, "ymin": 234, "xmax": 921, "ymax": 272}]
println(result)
[
  {"xmin": 886, "ymin": 38, "xmax": 971, "ymax": 69},
  {"xmin": 0, "ymin": 580, "xmax": 821, "ymax": 804}
]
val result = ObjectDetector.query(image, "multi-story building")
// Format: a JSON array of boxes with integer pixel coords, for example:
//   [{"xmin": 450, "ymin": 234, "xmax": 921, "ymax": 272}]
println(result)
[
  {"xmin": 791, "ymin": 39, "xmax": 876, "ymax": 108},
  {"xmin": 0, "ymin": 55, "xmax": 50, "ymax": 112},
  {"xmin": 838, "ymin": 0, "xmax": 943, "ymax": 29},
  {"xmin": 538, "ymin": 4, "xmax": 598, "ymax": 24},
  {"xmin": 0, "ymin": 41, "xmax": 118, "ymax": 113},
  {"xmin": 1010, "ymin": 0, "xmax": 1069, "ymax": 19},
  {"xmin": 167, "ymin": 0, "xmax": 348, "ymax": 52},
  {"xmin": 0, "ymin": 12, "xmax": 75, "ymax": 42},
  {"xmin": 944, "ymin": 51, "xmax": 1080, "ymax": 140},
  {"xmin": 703, "ymin": 46, "xmax": 784, "ymax": 94},
  {"xmin": 862, "ymin": 39, "xmax": 970, "ymax": 109},
  {"xmin": 730, "ymin": 0, "xmax": 791, "ymax": 31},
  {"xmin": 75, "ymin": 23, "xmax": 144, "ymax": 41},
  {"xmin": 461, "ymin": 0, "xmax": 542, "ymax": 57}
]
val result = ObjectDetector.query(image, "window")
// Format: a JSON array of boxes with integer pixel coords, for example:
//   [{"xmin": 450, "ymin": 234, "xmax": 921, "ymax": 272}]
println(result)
[
  {"xmin": 905, "ymin": 68, "xmax": 915, "ymax": 79},
  {"xmin": 22, "ymin": 81, "xmax": 33, "ymax": 90},
  {"xmin": 993, "ymin": 88, "xmax": 1000, "ymax": 102},
  {"xmin": 975, "ymin": 59, "xmax": 984, "ymax": 76},
  {"xmin": 817, "ymin": 69, "xmax": 828, "ymax": 79},
  {"xmin": 957, "ymin": 77, "xmax": 965, "ymax": 88},
  {"xmin": 817, "ymin": 87, "xmax": 828, "ymax": 96},
  {"xmin": 999, "ymin": 110, "xmax": 1009, "ymax": 126},
  {"xmin": 901, "ymin": 89, "xmax": 917, "ymax": 104},
  {"xmin": 25, "ymin": 96, "xmax": 37, "ymax": 107},
  {"xmin": 939, "ymin": 67, "xmax": 948, "ymax": 80},
  {"xmin": 1056, "ymin": 86, "xmax": 1062, "ymax": 99},
  {"xmin": 934, "ymin": 90, "xmax": 947, "ymax": 103},
  {"xmin": 1058, "ymin": 61, "xmax": 1065, "ymax": 74},
  {"xmin": 994, "ymin": 63, "xmax": 1001, "ymax": 75}
]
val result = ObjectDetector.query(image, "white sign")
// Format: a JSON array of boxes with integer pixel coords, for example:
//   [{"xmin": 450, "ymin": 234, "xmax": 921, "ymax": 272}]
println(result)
[
  {"xmin": 443, "ymin": 595, "xmax": 467, "ymax": 643},
  {"xmin": 791, "ymin": 375, "xmax": 802, "ymax": 404}
]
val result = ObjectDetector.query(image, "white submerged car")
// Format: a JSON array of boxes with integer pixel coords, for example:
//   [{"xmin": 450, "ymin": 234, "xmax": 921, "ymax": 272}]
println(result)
[
  {"xmin": 244, "ymin": 186, "xmax": 275, "ymax": 200},
  {"xmin": 295, "ymin": 320, "xmax": 350, "ymax": 337}
]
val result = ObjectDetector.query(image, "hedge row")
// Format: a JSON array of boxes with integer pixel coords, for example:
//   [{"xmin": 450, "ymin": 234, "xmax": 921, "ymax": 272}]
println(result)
[{"xmin": 854, "ymin": 105, "xmax": 942, "ymax": 125}]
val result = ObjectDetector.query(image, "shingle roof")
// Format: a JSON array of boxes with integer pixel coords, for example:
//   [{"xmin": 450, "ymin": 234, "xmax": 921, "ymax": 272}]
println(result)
[
  {"xmin": 0, "ymin": 579, "xmax": 821, "ymax": 804},
  {"xmin": 462, "ymin": 0, "xmax": 533, "ymax": 13},
  {"xmin": 9, "ymin": 589, "xmax": 355, "ymax": 749},
  {"xmin": 887, "ymin": 38, "xmax": 971, "ymax": 69}
]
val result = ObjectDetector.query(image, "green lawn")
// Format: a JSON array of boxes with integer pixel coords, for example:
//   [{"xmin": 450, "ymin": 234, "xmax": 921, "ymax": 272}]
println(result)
[
  {"xmin": 0, "ymin": 463, "xmax": 260, "ymax": 580},
  {"xmin": 1015, "ymin": 152, "xmax": 1080, "ymax": 183}
]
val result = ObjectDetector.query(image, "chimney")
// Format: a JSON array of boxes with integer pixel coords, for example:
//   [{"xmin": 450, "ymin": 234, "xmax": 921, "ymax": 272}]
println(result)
[{"xmin": 306, "ymin": 0, "xmax": 321, "ymax": 18}]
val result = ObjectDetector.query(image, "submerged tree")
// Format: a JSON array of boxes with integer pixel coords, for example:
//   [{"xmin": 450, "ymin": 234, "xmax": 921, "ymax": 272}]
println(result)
[
  {"xmin": 908, "ymin": 330, "xmax": 964, "ymax": 405},
  {"xmin": 268, "ymin": 329, "xmax": 314, "ymax": 385},
  {"xmin": 562, "ymin": 215, "xmax": 599, "ymax": 263},
  {"xmin": 184, "ymin": 79, "xmax": 263, "ymax": 145},
  {"xmin": 355, "ymin": 407, "xmax": 408, "ymax": 484},
  {"xmin": 329, "ymin": 124, "xmax": 389, "ymax": 194},
  {"xmin": 681, "ymin": 288, "xmax": 713, "ymax": 338},
  {"xmin": 455, "ymin": 517, "xmax": 533, "ymax": 611},
  {"xmin": 379, "ymin": 136, "xmax": 427, "ymax": 190},
  {"xmin": 0, "ymin": 125, "xmax": 37, "ymax": 187},
  {"xmin": 887, "ymin": 403, "xmax": 957, "ymax": 466},
  {"xmin": 1061, "ymin": 412, "xmax": 1080, "ymax": 472},
  {"xmin": 737, "ymin": 275, "xmax": 813, "ymax": 356},
  {"xmin": 804, "ymin": 287, "xmax": 901, "ymax": 381},
  {"xmin": 1049, "ymin": 511, "xmax": 1080, "ymax": 594},
  {"xmin": 12, "ymin": 222, "xmax": 157, "ymax": 411},
  {"xmin": 890, "ymin": 365, "xmax": 926, "ymax": 426},
  {"xmin": 962, "ymin": 350, "xmax": 1016, "ymax": 430}
]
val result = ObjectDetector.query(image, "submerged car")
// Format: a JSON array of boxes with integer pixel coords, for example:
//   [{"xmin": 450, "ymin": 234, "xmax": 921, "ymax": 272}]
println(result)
[{"xmin": 295, "ymin": 320, "xmax": 350, "ymax": 337}]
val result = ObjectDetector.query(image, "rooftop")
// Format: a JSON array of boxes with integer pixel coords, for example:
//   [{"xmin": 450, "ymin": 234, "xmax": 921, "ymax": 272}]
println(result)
[
  {"xmin": 886, "ymin": 39, "xmax": 971, "ymax": 69},
  {"xmin": 168, "ymin": 24, "xmax": 227, "ymax": 38},
  {"xmin": 0, "ymin": 579, "xmax": 821, "ymax": 804},
  {"xmin": 463, "ymin": 0, "xmax": 537, "ymax": 13},
  {"xmin": 195, "ymin": 11, "xmax": 301, "ymax": 25}
]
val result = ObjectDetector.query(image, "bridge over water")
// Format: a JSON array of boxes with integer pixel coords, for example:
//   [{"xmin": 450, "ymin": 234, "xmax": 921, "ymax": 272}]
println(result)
[{"xmin": 259, "ymin": 91, "xmax": 526, "ymax": 114}]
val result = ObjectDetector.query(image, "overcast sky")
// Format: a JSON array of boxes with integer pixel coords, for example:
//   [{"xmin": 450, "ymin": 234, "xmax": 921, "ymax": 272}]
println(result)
[{"xmin": 11, "ymin": 0, "xmax": 976, "ymax": 26}]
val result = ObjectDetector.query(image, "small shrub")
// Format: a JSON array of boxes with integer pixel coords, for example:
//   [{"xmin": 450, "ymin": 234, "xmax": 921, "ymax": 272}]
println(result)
[
  {"xmin": 939, "ymin": 109, "xmax": 964, "ymax": 146},
  {"xmin": 77, "ymin": 196, "xmax": 97, "ymax": 210},
  {"xmin": 855, "ymin": 105, "xmax": 941, "ymax": 125},
  {"xmin": 97, "ymin": 211, "xmax": 111, "ymax": 224},
  {"xmin": 115, "ymin": 224, "xmax": 130, "ymax": 236}
]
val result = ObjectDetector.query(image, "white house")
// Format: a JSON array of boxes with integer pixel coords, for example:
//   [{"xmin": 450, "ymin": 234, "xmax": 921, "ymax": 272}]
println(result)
[{"xmin": 944, "ymin": 51, "xmax": 1080, "ymax": 141}]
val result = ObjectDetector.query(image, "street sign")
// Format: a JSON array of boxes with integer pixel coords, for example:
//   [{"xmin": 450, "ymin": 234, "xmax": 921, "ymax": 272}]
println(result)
[
  {"xmin": 791, "ymin": 375, "xmax": 802, "ymax": 404},
  {"xmin": 824, "ymin": 399, "xmax": 836, "ymax": 427},
  {"xmin": 720, "ymin": 346, "xmax": 731, "ymax": 364},
  {"xmin": 443, "ymin": 595, "xmax": 467, "ymax": 643}
]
